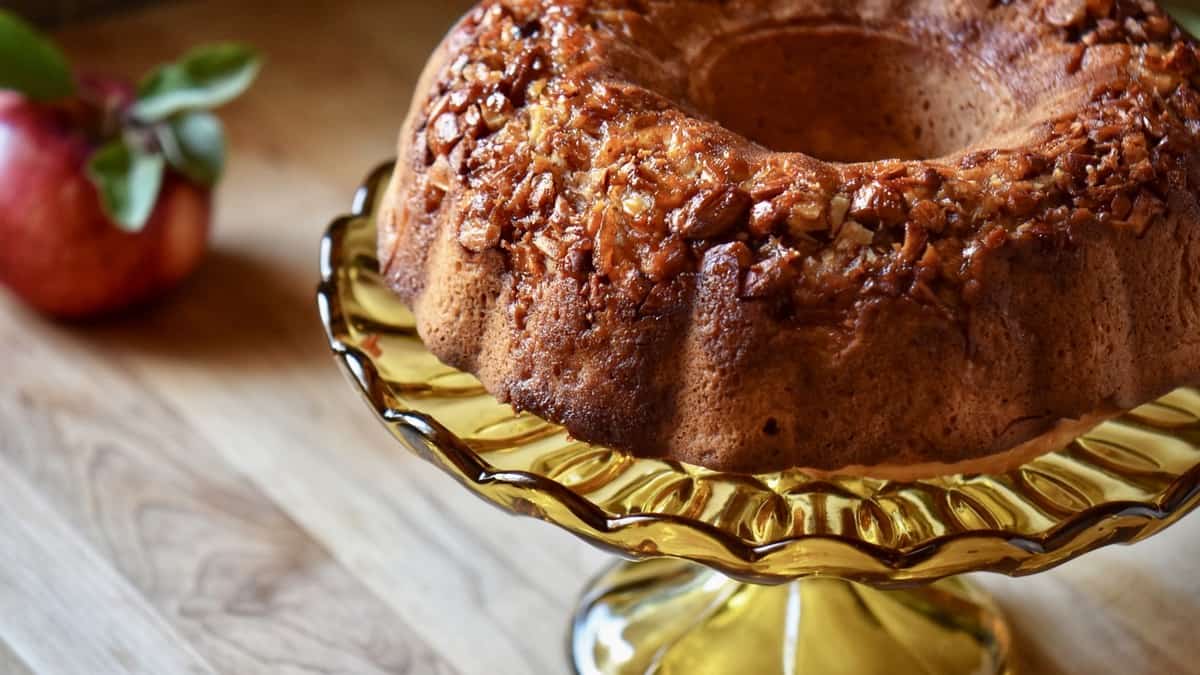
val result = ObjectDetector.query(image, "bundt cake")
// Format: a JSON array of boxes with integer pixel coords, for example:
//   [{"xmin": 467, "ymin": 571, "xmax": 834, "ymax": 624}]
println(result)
[{"xmin": 379, "ymin": 0, "xmax": 1200, "ymax": 475}]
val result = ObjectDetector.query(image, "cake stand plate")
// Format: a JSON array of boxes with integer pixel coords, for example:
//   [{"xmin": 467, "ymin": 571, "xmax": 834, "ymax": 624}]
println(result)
[{"xmin": 319, "ymin": 163, "xmax": 1200, "ymax": 675}]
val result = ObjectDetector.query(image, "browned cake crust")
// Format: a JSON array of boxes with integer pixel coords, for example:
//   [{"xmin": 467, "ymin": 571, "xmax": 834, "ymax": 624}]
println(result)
[{"xmin": 380, "ymin": 0, "xmax": 1200, "ymax": 474}]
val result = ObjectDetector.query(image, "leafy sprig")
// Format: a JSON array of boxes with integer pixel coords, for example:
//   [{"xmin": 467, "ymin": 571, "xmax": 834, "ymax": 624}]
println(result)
[{"xmin": 0, "ymin": 10, "xmax": 259, "ymax": 231}]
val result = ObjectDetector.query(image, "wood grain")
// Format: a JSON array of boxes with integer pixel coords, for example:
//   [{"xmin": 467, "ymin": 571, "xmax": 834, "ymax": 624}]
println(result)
[
  {"xmin": 0, "ymin": 308, "xmax": 458, "ymax": 675},
  {"xmin": 0, "ymin": 1, "xmax": 1187, "ymax": 674},
  {"xmin": 0, "ymin": 459, "xmax": 215, "ymax": 675},
  {"xmin": 978, "ymin": 511, "xmax": 1200, "ymax": 675},
  {"xmin": 44, "ymin": 2, "xmax": 609, "ymax": 674}
]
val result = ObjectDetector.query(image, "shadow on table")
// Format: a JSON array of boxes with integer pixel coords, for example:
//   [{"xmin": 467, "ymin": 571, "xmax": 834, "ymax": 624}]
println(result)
[{"xmin": 77, "ymin": 247, "xmax": 328, "ymax": 371}]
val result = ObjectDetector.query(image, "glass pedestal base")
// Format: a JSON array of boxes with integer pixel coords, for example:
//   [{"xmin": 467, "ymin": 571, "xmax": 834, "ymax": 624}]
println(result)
[
  {"xmin": 571, "ymin": 559, "xmax": 1012, "ymax": 675},
  {"xmin": 323, "ymin": 163, "xmax": 1200, "ymax": 675}
]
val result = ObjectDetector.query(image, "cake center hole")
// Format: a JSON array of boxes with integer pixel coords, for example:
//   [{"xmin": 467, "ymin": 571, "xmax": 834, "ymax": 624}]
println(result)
[{"xmin": 690, "ymin": 26, "xmax": 1010, "ymax": 162}]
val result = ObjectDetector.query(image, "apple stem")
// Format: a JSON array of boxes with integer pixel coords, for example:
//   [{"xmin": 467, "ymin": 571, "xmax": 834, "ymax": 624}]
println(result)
[{"xmin": 121, "ymin": 124, "xmax": 161, "ymax": 156}]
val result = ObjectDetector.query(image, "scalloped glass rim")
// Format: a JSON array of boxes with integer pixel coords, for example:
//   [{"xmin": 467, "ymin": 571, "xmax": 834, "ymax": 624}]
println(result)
[{"xmin": 318, "ymin": 162, "xmax": 1200, "ymax": 585}]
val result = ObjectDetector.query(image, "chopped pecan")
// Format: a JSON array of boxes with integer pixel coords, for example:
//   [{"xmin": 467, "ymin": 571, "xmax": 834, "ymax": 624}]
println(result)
[
  {"xmin": 1005, "ymin": 187, "xmax": 1040, "ymax": 217},
  {"xmin": 428, "ymin": 112, "xmax": 462, "ymax": 157},
  {"xmin": 529, "ymin": 173, "xmax": 557, "ymax": 214},
  {"xmin": 401, "ymin": 0, "xmax": 1200, "ymax": 320},
  {"xmin": 622, "ymin": 193, "xmax": 653, "ymax": 218},
  {"xmin": 1124, "ymin": 192, "xmax": 1165, "ymax": 235},
  {"xmin": 593, "ymin": 208, "xmax": 619, "ymax": 276},
  {"xmin": 1111, "ymin": 192, "xmax": 1133, "ymax": 220},
  {"xmin": 1171, "ymin": 86, "xmax": 1200, "ymax": 120},
  {"xmin": 828, "ymin": 194, "xmax": 851, "ymax": 229},
  {"xmin": 448, "ymin": 86, "xmax": 480, "ymax": 113},
  {"xmin": 1057, "ymin": 152, "xmax": 1094, "ymax": 189},
  {"xmin": 643, "ymin": 237, "xmax": 690, "ymax": 282},
  {"xmin": 640, "ymin": 280, "xmax": 678, "ymax": 315},
  {"xmin": 1069, "ymin": 207, "xmax": 1096, "ymax": 227},
  {"xmin": 909, "ymin": 199, "xmax": 946, "ymax": 233},
  {"xmin": 1046, "ymin": 0, "xmax": 1086, "ymax": 27},
  {"xmin": 459, "ymin": 216, "xmax": 501, "ymax": 252},
  {"xmin": 461, "ymin": 104, "xmax": 485, "ymax": 138},
  {"xmin": 566, "ymin": 245, "xmax": 594, "ymax": 278},
  {"xmin": 532, "ymin": 232, "xmax": 560, "ymax": 259},
  {"xmin": 1130, "ymin": 159, "xmax": 1157, "ymax": 183},
  {"xmin": 426, "ymin": 155, "xmax": 454, "ymax": 193},
  {"xmin": 747, "ymin": 174, "xmax": 790, "ymax": 201},
  {"xmin": 672, "ymin": 187, "xmax": 752, "ymax": 240},
  {"xmin": 850, "ymin": 182, "xmax": 906, "ymax": 226},
  {"xmin": 981, "ymin": 227, "xmax": 1008, "ymax": 250},
  {"xmin": 1087, "ymin": 18, "xmax": 1123, "ymax": 44},
  {"xmin": 446, "ymin": 135, "xmax": 474, "ymax": 175},
  {"xmin": 505, "ymin": 47, "xmax": 546, "ymax": 106},
  {"xmin": 786, "ymin": 199, "xmax": 827, "ymax": 237},
  {"xmin": 1144, "ymin": 14, "xmax": 1172, "ymax": 40},
  {"xmin": 527, "ymin": 104, "xmax": 552, "ymax": 146},
  {"xmin": 1123, "ymin": 16, "xmax": 1147, "ymax": 42},
  {"xmin": 422, "ymin": 179, "xmax": 446, "ymax": 211},
  {"xmin": 1122, "ymin": 132, "xmax": 1150, "ymax": 164},
  {"xmin": 1088, "ymin": 123, "xmax": 1123, "ymax": 143},
  {"xmin": 749, "ymin": 200, "xmax": 784, "ymax": 237},
  {"xmin": 698, "ymin": 241, "xmax": 754, "ymax": 290},
  {"xmin": 481, "ymin": 92, "xmax": 512, "ymax": 130},
  {"xmin": 741, "ymin": 254, "xmax": 796, "ymax": 298},
  {"xmin": 1007, "ymin": 153, "xmax": 1049, "ymax": 180},
  {"xmin": 916, "ymin": 243, "xmax": 941, "ymax": 283},
  {"xmin": 899, "ymin": 223, "xmax": 928, "ymax": 264},
  {"xmin": 836, "ymin": 221, "xmax": 876, "ymax": 249}
]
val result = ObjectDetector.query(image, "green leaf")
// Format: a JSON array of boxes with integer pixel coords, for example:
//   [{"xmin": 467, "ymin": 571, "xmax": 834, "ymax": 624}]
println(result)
[
  {"xmin": 157, "ymin": 111, "xmax": 225, "ymax": 185},
  {"xmin": 132, "ymin": 43, "xmax": 261, "ymax": 122},
  {"xmin": 0, "ymin": 10, "xmax": 74, "ymax": 101},
  {"xmin": 86, "ymin": 140, "xmax": 166, "ymax": 232}
]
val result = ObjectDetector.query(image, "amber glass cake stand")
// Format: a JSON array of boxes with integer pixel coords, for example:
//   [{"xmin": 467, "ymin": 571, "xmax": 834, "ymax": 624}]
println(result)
[{"xmin": 319, "ymin": 163, "xmax": 1200, "ymax": 675}]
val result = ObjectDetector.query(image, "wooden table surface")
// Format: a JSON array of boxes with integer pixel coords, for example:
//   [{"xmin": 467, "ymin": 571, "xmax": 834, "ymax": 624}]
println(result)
[{"xmin": 1, "ymin": 1, "xmax": 1198, "ymax": 673}]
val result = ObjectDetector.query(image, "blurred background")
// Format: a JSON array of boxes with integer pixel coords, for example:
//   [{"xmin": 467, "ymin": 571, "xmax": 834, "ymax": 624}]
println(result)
[{"xmin": 5, "ymin": 0, "xmax": 167, "ymax": 26}]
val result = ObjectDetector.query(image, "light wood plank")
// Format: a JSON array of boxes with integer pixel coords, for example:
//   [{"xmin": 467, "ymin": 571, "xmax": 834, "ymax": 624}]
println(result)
[
  {"xmin": 77, "ymin": 304, "xmax": 607, "ymax": 675},
  {"xmin": 0, "ymin": 459, "xmax": 217, "ymax": 675},
  {"xmin": 0, "ymin": 301, "xmax": 458, "ymax": 675},
  {"xmin": 977, "ymin": 511, "xmax": 1200, "ymax": 675},
  {"xmin": 55, "ymin": 3, "xmax": 608, "ymax": 674}
]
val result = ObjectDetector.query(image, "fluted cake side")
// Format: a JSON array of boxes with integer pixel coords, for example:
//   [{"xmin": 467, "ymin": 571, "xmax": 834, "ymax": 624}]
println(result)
[{"xmin": 380, "ymin": 0, "xmax": 1200, "ymax": 474}]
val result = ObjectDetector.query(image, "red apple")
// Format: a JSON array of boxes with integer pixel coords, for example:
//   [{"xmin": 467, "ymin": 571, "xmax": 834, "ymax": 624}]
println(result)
[
  {"xmin": 0, "ymin": 15, "xmax": 257, "ymax": 319},
  {"xmin": 0, "ymin": 90, "xmax": 211, "ymax": 318}
]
